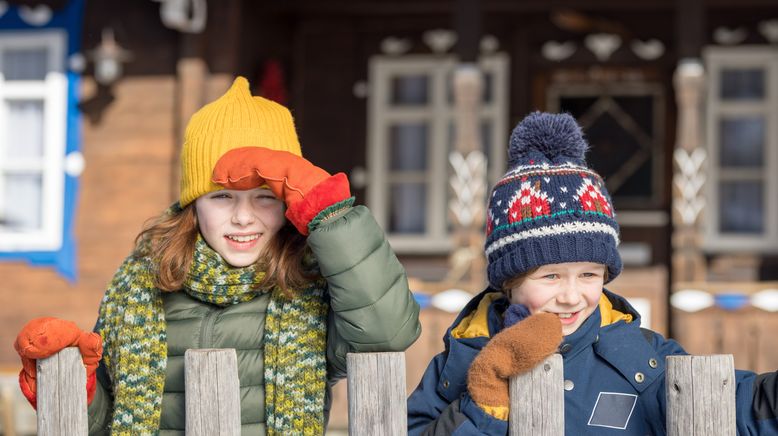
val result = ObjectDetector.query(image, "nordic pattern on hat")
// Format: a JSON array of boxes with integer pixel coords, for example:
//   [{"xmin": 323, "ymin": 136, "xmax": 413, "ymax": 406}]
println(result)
[{"xmin": 485, "ymin": 112, "xmax": 622, "ymax": 289}]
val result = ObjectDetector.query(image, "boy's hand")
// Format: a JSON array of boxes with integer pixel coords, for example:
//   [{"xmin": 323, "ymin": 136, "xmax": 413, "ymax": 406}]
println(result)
[
  {"xmin": 467, "ymin": 313, "xmax": 562, "ymax": 418},
  {"xmin": 212, "ymin": 147, "xmax": 351, "ymax": 235},
  {"xmin": 14, "ymin": 317, "xmax": 103, "ymax": 409}
]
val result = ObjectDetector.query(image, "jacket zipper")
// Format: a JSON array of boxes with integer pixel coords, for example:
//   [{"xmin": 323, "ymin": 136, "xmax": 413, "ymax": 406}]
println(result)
[{"xmin": 200, "ymin": 308, "xmax": 218, "ymax": 348}]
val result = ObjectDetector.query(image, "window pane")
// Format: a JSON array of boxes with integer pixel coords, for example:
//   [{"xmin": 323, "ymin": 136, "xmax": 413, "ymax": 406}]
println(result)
[
  {"xmin": 720, "ymin": 69, "xmax": 765, "ymax": 101},
  {"xmin": 719, "ymin": 117, "xmax": 764, "ymax": 168},
  {"xmin": 719, "ymin": 180, "xmax": 763, "ymax": 234},
  {"xmin": 3, "ymin": 48, "xmax": 48, "ymax": 81},
  {"xmin": 389, "ymin": 183, "xmax": 426, "ymax": 233},
  {"xmin": 2, "ymin": 173, "xmax": 43, "ymax": 231},
  {"xmin": 5, "ymin": 100, "xmax": 44, "ymax": 159},
  {"xmin": 390, "ymin": 123, "xmax": 427, "ymax": 170},
  {"xmin": 391, "ymin": 75, "xmax": 428, "ymax": 105}
]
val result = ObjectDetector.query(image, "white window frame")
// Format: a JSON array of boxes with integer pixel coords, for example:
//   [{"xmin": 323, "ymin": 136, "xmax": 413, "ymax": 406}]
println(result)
[
  {"xmin": 367, "ymin": 54, "xmax": 509, "ymax": 253},
  {"xmin": 0, "ymin": 30, "xmax": 68, "ymax": 251},
  {"xmin": 704, "ymin": 46, "xmax": 778, "ymax": 253}
]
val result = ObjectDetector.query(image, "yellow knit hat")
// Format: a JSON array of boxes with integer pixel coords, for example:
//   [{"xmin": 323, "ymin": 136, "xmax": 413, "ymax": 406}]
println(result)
[{"xmin": 179, "ymin": 76, "xmax": 302, "ymax": 206}]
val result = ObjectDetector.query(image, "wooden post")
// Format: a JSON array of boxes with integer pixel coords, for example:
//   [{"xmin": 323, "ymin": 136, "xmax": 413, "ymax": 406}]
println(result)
[
  {"xmin": 347, "ymin": 352, "xmax": 406, "ymax": 435},
  {"xmin": 509, "ymin": 354, "xmax": 564, "ymax": 436},
  {"xmin": 36, "ymin": 347, "xmax": 87, "ymax": 435},
  {"xmin": 185, "ymin": 349, "xmax": 241, "ymax": 436},
  {"xmin": 666, "ymin": 355, "xmax": 735, "ymax": 436}
]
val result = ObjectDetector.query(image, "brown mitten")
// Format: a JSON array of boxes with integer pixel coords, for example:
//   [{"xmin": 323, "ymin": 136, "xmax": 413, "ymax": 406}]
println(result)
[
  {"xmin": 14, "ymin": 317, "xmax": 103, "ymax": 409},
  {"xmin": 467, "ymin": 313, "xmax": 563, "ymax": 418}
]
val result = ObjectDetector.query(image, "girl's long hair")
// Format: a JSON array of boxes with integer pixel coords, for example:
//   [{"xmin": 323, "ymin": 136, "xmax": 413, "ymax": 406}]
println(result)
[{"xmin": 134, "ymin": 203, "xmax": 315, "ymax": 293}]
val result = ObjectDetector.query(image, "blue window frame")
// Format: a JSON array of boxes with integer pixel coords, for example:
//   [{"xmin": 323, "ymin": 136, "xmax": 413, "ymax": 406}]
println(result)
[{"xmin": 0, "ymin": 0, "xmax": 84, "ymax": 280}]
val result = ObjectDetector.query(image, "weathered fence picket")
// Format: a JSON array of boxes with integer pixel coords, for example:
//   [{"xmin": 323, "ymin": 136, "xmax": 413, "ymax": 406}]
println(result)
[
  {"xmin": 33, "ymin": 349, "xmax": 739, "ymax": 435},
  {"xmin": 509, "ymin": 354, "xmax": 564, "ymax": 436},
  {"xmin": 184, "ymin": 348, "xmax": 241, "ymax": 436},
  {"xmin": 666, "ymin": 354, "xmax": 736, "ymax": 436},
  {"xmin": 36, "ymin": 347, "xmax": 87, "ymax": 436},
  {"xmin": 346, "ymin": 352, "xmax": 407, "ymax": 435}
]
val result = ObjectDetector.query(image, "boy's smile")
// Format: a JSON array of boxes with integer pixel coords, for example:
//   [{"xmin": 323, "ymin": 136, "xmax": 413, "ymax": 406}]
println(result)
[{"xmin": 507, "ymin": 262, "xmax": 606, "ymax": 336}]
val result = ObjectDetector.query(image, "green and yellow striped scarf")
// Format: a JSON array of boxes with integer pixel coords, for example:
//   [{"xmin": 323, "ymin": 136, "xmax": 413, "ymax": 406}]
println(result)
[{"xmin": 95, "ymin": 235, "xmax": 328, "ymax": 435}]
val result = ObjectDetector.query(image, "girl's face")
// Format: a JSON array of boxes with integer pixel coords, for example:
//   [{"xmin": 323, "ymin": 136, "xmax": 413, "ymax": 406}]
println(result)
[
  {"xmin": 195, "ymin": 188, "xmax": 286, "ymax": 267},
  {"xmin": 507, "ymin": 262, "xmax": 606, "ymax": 336}
]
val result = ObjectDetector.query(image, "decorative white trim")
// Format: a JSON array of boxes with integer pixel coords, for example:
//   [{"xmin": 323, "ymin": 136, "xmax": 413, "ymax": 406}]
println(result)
[
  {"xmin": 0, "ymin": 30, "xmax": 68, "ymax": 252},
  {"xmin": 542, "ymin": 41, "xmax": 576, "ymax": 62},
  {"xmin": 585, "ymin": 33, "xmax": 621, "ymax": 62},
  {"xmin": 630, "ymin": 39, "xmax": 664, "ymax": 61},
  {"xmin": 18, "ymin": 5, "xmax": 53, "ymax": 27},
  {"xmin": 422, "ymin": 29, "xmax": 456, "ymax": 54},
  {"xmin": 380, "ymin": 37, "xmax": 412, "ymax": 55},
  {"xmin": 713, "ymin": 26, "xmax": 748, "ymax": 46},
  {"xmin": 485, "ymin": 221, "xmax": 620, "ymax": 256},
  {"xmin": 758, "ymin": 19, "xmax": 778, "ymax": 43}
]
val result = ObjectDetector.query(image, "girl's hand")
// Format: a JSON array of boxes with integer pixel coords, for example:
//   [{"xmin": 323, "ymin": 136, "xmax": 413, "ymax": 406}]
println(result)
[
  {"xmin": 212, "ymin": 147, "xmax": 351, "ymax": 235},
  {"xmin": 14, "ymin": 317, "xmax": 103, "ymax": 408}
]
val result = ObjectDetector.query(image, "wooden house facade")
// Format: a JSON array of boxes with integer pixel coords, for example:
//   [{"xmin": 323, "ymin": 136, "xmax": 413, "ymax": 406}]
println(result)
[{"xmin": 0, "ymin": 0, "xmax": 777, "ymax": 432}]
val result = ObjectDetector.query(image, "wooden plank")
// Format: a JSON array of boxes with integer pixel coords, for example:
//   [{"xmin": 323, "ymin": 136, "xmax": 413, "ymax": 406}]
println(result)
[
  {"xmin": 509, "ymin": 354, "xmax": 564, "ymax": 436},
  {"xmin": 347, "ymin": 352, "xmax": 407, "ymax": 435},
  {"xmin": 185, "ymin": 349, "xmax": 241, "ymax": 436},
  {"xmin": 666, "ymin": 355, "xmax": 735, "ymax": 436},
  {"xmin": 36, "ymin": 347, "xmax": 87, "ymax": 435}
]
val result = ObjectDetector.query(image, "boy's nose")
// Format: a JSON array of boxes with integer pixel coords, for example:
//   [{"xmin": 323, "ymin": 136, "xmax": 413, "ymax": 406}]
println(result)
[{"xmin": 556, "ymin": 281, "xmax": 582, "ymax": 305}]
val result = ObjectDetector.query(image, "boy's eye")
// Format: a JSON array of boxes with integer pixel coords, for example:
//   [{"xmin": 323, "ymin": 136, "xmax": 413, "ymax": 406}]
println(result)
[
  {"xmin": 542, "ymin": 274, "xmax": 559, "ymax": 280},
  {"xmin": 211, "ymin": 193, "xmax": 231, "ymax": 199},
  {"xmin": 581, "ymin": 272, "xmax": 601, "ymax": 278}
]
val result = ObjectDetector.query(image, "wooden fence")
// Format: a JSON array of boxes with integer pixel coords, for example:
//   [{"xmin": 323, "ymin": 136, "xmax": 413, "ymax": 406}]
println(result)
[{"xmin": 35, "ymin": 348, "xmax": 735, "ymax": 435}]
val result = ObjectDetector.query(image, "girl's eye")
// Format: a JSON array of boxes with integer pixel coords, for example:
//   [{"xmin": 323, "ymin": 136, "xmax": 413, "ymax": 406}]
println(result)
[
  {"xmin": 581, "ymin": 272, "xmax": 601, "ymax": 278},
  {"xmin": 542, "ymin": 274, "xmax": 559, "ymax": 280},
  {"xmin": 212, "ymin": 193, "xmax": 231, "ymax": 199}
]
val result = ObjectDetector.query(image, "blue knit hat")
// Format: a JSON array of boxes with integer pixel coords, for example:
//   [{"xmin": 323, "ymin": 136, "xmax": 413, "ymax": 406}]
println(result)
[{"xmin": 485, "ymin": 112, "xmax": 622, "ymax": 289}]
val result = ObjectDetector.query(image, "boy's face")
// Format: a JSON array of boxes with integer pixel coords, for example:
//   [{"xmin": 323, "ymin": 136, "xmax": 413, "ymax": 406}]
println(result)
[
  {"xmin": 195, "ymin": 187, "xmax": 286, "ymax": 267},
  {"xmin": 508, "ymin": 262, "xmax": 606, "ymax": 336}
]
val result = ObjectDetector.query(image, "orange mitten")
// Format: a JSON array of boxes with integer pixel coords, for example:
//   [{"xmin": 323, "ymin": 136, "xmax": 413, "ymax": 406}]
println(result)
[
  {"xmin": 14, "ymin": 317, "xmax": 103, "ymax": 409},
  {"xmin": 467, "ymin": 313, "xmax": 563, "ymax": 419},
  {"xmin": 212, "ymin": 147, "xmax": 351, "ymax": 235}
]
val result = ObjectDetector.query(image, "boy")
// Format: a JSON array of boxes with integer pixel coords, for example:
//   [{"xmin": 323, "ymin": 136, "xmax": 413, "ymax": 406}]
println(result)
[{"xmin": 407, "ymin": 112, "xmax": 778, "ymax": 435}]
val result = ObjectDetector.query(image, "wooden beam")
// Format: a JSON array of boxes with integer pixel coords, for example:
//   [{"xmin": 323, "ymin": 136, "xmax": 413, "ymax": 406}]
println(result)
[
  {"xmin": 509, "ymin": 354, "xmax": 564, "ymax": 436},
  {"xmin": 36, "ymin": 348, "xmax": 87, "ymax": 436},
  {"xmin": 347, "ymin": 352, "xmax": 407, "ymax": 435},
  {"xmin": 184, "ymin": 349, "xmax": 241, "ymax": 436},
  {"xmin": 453, "ymin": 0, "xmax": 481, "ymax": 62},
  {"xmin": 676, "ymin": 0, "xmax": 705, "ymax": 59},
  {"xmin": 666, "ymin": 355, "xmax": 736, "ymax": 436}
]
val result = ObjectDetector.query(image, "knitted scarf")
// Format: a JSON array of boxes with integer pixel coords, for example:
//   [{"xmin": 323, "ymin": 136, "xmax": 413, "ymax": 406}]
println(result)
[{"xmin": 95, "ymin": 235, "xmax": 328, "ymax": 435}]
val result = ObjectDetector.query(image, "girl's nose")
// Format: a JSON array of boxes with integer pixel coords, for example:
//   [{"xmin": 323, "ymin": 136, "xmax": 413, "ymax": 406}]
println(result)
[{"xmin": 231, "ymin": 198, "xmax": 256, "ymax": 226}]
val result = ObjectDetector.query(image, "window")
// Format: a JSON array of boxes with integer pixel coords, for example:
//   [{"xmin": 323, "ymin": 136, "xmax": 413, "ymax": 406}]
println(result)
[
  {"xmin": 367, "ymin": 54, "xmax": 509, "ymax": 253},
  {"xmin": 704, "ymin": 47, "xmax": 778, "ymax": 252},
  {"xmin": 0, "ymin": 31, "xmax": 68, "ymax": 252}
]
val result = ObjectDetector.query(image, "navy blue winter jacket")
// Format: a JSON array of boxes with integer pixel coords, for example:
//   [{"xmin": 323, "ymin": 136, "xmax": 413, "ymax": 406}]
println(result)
[{"xmin": 407, "ymin": 289, "xmax": 778, "ymax": 435}]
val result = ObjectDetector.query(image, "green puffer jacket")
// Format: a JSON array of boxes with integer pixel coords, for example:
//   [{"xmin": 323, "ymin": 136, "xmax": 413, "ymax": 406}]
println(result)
[{"xmin": 86, "ymin": 205, "xmax": 421, "ymax": 435}]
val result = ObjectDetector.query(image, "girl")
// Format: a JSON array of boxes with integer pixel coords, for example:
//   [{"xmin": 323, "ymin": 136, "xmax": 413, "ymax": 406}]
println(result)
[{"xmin": 15, "ymin": 77, "xmax": 421, "ymax": 435}]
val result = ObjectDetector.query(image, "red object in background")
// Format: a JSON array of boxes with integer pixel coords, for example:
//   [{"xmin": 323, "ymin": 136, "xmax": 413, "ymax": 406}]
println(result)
[{"xmin": 259, "ymin": 59, "xmax": 288, "ymax": 105}]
